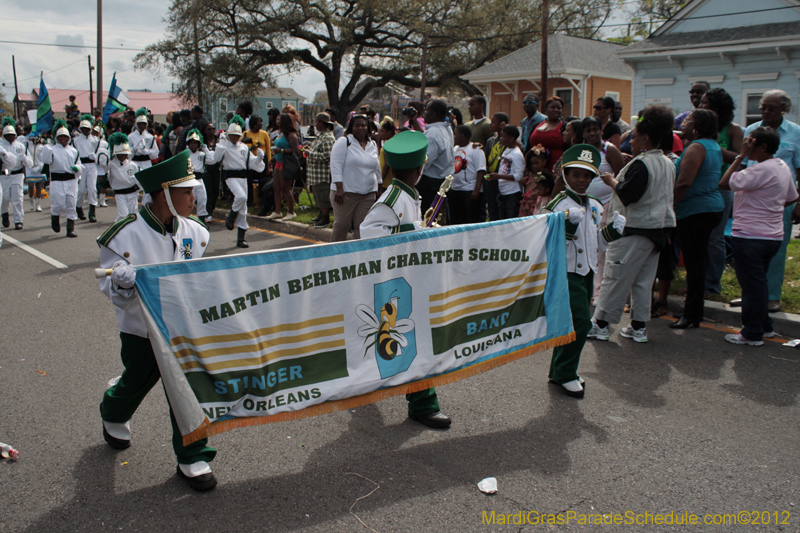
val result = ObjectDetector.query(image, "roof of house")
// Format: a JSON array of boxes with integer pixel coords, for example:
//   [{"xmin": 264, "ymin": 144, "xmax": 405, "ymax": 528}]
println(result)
[
  {"xmin": 254, "ymin": 87, "xmax": 305, "ymax": 101},
  {"xmin": 621, "ymin": 20, "xmax": 800, "ymax": 54},
  {"xmin": 463, "ymin": 34, "xmax": 633, "ymax": 81},
  {"xmin": 30, "ymin": 88, "xmax": 189, "ymax": 116}
]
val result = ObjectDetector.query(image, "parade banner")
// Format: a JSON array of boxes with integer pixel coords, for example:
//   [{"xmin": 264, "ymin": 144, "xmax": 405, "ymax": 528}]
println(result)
[{"xmin": 134, "ymin": 213, "xmax": 574, "ymax": 445}]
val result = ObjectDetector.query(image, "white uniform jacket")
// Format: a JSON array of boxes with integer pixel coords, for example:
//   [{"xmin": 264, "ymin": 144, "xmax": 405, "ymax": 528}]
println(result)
[
  {"xmin": 0, "ymin": 145, "xmax": 18, "ymax": 170},
  {"xmin": 543, "ymin": 189, "xmax": 617, "ymax": 276},
  {"xmin": 102, "ymin": 158, "xmax": 140, "ymax": 191},
  {"xmin": 212, "ymin": 139, "xmax": 265, "ymax": 173},
  {"xmin": 127, "ymin": 130, "xmax": 159, "ymax": 163},
  {"xmin": 41, "ymin": 143, "xmax": 83, "ymax": 179},
  {"xmin": 360, "ymin": 178, "xmax": 426, "ymax": 239},
  {"xmin": 97, "ymin": 205, "xmax": 210, "ymax": 337},
  {"xmin": 189, "ymin": 146, "xmax": 216, "ymax": 174},
  {"xmin": 71, "ymin": 133, "xmax": 99, "ymax": 164},
  {"xmin": 0, "ymin": 138, "xmax": 33, "ymax": 173},
  {"xmin": 95, "ymin": 139, "xmax": 110, "ymax": 176}
]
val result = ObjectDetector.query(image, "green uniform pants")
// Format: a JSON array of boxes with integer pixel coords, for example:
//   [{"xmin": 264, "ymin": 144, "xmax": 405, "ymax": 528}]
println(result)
[
  {"xmin": 406, "ymin": 388, "xmax": 439, "ymax": 417},
  {"xmin": 549, "ymin": 272, "xmax": 593, "ymax": 384},
  {"xmin": 100, "ymin": 332, "xmax": 217, "ymax": 465}
]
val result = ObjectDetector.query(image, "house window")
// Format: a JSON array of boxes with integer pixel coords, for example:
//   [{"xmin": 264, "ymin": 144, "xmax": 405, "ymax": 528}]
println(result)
[
  {"xmin": 219, "ymin": 98, "xmax": 228, "ymax": 112},
  {"xmin": 555, "ymin": 88, "xmax": 572, "ymax": 117},
  {"xmin": 282, "ymin": 100, "xmax": 294, "ymax": 109},
  {"xmin": 743, "ymin": 89, "xmax": 772, "ymax": 126},
  {"xmin": 265, "ymin": 102, "xmax": 273, "ymax": 109},
  {"xmin": 605, "ymin": 91, "xmax": 620, "ymax": 102}
]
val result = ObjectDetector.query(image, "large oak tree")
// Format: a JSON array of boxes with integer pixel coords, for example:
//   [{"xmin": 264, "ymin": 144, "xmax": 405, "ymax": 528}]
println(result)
[{"xmin": 136, "ymin": 0, "xmax": 615, "ymax": 115}]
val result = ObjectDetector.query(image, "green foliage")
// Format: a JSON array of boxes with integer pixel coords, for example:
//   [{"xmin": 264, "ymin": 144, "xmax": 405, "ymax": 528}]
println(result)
[{"xmin": 137, "ymin": 0, "xmax": 617, "ymax": 116}]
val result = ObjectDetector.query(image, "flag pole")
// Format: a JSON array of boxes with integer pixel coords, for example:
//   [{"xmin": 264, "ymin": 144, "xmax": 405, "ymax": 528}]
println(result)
[{"xmin": 97, "ymin": 0, "xmax": 103, "ymax": 115}]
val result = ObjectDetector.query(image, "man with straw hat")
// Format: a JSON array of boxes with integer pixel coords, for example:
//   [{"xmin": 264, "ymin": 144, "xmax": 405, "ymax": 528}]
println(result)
[{"xmin": 97, "ymin": 149, "xmax": 217, "ymax": 491}]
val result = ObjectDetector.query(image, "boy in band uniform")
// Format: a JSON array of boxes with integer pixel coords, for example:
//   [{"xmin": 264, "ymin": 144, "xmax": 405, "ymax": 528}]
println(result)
[
  {"xmin": 0, "ymin": 145, "xmax": 18, "ymax": 246},
  {"xmin": 94, "ymin": 122, "xmax": 110, "ymax": 207},
  {"xmin": 186, "ymin": 128, "xmax": 216, "ymax": 222},
  {"xmin": 212, "ymin": 115, "xmax": 265, "ymax": 248},
  {"xmin": 72, "ymin": 114, "xmax": 100, "ymax": 222},
  {"xmin": 102, "ymin": 133, "xmax": 140, "ymax": 221},
  {"xmin": 543, "ymin": 144, "xmax": 626, "ymax": 398},
  {"xmin": 0, "ymin": 117, "xmax": 33, "ymax": 230},
  {"xmin": 97, "ymin": 149, "xmax": 217, "ymax": 491},
  {"xmin": 41, "ymin": 119, "xmax": 83, "ymax": 238},
  {"xmin": 360, "ymin": 130, "xmax": 452, "ymax": 429}
]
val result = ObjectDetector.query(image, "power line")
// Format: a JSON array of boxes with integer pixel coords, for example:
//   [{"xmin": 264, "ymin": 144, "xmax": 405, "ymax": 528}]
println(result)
[
  {"xmin": 0, "ymin": 40, "xmax": 145, "ymax": 52},
  {"xmin": 1, "ymin": 58, "xmax": 85, "ymax": 86}
]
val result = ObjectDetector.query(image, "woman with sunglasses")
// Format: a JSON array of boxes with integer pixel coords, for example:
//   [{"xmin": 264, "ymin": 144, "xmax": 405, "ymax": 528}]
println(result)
[{"xmin": 737, "ymin": 90, "xmax": 800, "ymax": 313}]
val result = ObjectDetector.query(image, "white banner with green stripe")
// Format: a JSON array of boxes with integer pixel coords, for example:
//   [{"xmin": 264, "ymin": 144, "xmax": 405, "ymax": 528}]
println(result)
[{"xmin": 134, "ymin": 213, "xmax": 574, "ymax": 444}]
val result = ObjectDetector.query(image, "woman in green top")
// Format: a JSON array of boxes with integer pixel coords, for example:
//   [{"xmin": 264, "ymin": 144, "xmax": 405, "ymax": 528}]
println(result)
[
  {"xmin": 672, "ymin": 109, "xmax": 725, "ymax": 329},
  {"xmin": 700, "ymin": 88, "xmax": 743, "ymax": 294}
]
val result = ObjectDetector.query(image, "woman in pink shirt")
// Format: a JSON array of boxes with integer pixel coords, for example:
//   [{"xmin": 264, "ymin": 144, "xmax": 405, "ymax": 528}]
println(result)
[{"xmin": 719, "ymin": 127, "xmax": 799, "ymax": 345}]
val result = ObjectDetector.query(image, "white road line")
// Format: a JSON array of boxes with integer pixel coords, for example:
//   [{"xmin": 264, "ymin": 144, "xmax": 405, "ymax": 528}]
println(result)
[{"xmin": 2, "ymin": 234, "xmax": 69, "ymax": 270}]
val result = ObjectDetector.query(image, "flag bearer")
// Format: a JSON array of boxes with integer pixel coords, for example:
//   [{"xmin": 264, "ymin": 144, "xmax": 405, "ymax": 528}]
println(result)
[
  {"xmin": 97, "ymin": 149, "xmax": 217, "ymax": 492},
  {"xmin": 72, "ymin": 114, "xmax": 99, "ymax": 222},
  {"xmin": 101, "ymin": 132, "xmax": 140, "ymax": 221},
  {"xmin": 1, "ymin": 117, "xmax": 34, "ymax": 230},
  {"xmin": 212, "ymin": 115, "xmax": 265, "ymax": 248},
  {"xmin": 542, "ymin": 144, "xmax": 626, "ymax": 398},
  {"xmin": 360, "ymin": 130, "xmax": 452, "ymax": 429},
  {"xmin": 41, "ymin": 119, "xmax": 83, "ymax": 237},
  {"xmin": 94, "ymin": 121, "xmax": 110, "ymax": 207},
  {"xmin": 186, "ymin": 128, "xmax": 216, "ymax": 221}
]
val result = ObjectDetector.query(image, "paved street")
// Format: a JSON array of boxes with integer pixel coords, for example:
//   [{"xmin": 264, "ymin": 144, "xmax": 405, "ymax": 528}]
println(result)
[{"xmin": 1, "ymin": 199, "xmax": 799, "ymax": 532}]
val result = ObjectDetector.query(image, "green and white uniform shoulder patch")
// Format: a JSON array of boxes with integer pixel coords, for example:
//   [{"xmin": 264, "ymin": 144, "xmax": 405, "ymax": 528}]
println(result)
[{"xmin": 97, "ymin": 214, "xmax": 137, "ymax": 247}]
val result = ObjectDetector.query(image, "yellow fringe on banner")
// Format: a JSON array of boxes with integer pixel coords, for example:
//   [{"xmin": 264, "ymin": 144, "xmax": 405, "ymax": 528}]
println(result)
[{"xmin": 182, "ymin": 331, "xmax": 576, "ymax": 446}]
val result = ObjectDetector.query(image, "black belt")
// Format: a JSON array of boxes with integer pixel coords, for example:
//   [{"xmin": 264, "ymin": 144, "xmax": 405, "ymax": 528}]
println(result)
[
  {"xmin": 51, "ymin": 172, "xmax": 76, "ymax": 181},
  {"xmin": 132, "ymin": 155, "xmax": 151, "ymax": 162},
  {"xmin": 114, "ymin": 186, "xmax": 139, "ymax": 195},
  {"xmin": 80, "ymin": 157, "xmax": 94, "ymax": 164},
  {"xmin": 222, "ymin": 169, "xmax": 246, "ymax": 179},
  {"xmin": 8, "ymin": 170, "xmax": 25, "ymax": 176}
]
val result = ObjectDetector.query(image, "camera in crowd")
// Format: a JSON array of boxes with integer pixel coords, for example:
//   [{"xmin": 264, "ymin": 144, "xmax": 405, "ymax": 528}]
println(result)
[{"xmin": 401, "ymin": 107, "xmax": 418, "ymax": 117}]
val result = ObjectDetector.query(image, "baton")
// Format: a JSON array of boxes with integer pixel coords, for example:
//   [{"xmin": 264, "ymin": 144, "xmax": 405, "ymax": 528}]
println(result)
[{"xmin": 94, "ymin": 268, "xmax": 113, "ymax": 278}]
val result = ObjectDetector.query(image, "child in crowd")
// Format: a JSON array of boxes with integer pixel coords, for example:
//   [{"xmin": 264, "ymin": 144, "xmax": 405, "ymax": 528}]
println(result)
[{"xmin": 519, "ymin": 145, "xmax": 549, "ymax": 216}]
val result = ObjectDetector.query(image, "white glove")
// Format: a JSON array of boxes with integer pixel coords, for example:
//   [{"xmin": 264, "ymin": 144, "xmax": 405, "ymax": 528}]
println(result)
[
  {"xmin": 610, "ymin": 210, "xmax": 626, "ymax": 233},
  {"xmin": 111, "ymin": 260, "xmax": 136, "ymax": 289},
  {"xmin": 567, "ymin": 207, "xmax": 586, "ymax": 224},
  {"xmin": 88, "ymin": 153, "xmax": 96, "ymax": 161},
  {"xmin": 257, "ymin": 148, "xmax": 264, "ymax": 159}
]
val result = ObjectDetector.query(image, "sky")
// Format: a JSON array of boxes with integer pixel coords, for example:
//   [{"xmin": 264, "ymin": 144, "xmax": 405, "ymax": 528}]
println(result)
[
  {"xmin": 0, "ymin": 0, "xmax": 326, "ymax": 105},
  {"xmin": 1, "ymin": 1, "xmax": 628, "ymax": 107}
]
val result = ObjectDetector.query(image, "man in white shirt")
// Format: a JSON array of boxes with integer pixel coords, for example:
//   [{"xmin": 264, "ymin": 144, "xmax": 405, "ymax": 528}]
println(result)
[
  {"xmin": 450, "ymin": 125, "xmax": 486, "ymax": 224},
  {"xmin": 485, "ymin": 125, "xmax": 525, "ymax": 219}
]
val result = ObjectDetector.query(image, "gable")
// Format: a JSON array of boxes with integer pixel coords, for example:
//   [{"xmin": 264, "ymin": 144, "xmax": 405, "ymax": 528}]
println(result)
[{"xmin": 657, "ymin": 0, "xmax": 800, "ymax": 35}]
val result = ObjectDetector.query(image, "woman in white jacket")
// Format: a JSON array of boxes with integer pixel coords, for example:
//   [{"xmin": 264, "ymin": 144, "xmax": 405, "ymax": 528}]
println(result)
[{"xmin": 329, "ymin": 115, "xmax": 380, "ymax": 242}]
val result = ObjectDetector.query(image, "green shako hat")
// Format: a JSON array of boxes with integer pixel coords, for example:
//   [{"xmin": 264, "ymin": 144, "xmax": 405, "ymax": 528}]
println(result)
[
  {"xmin": 383, "ymin": 130, "xmax": 428, "ymax": 169},
  {"xmin": 561, "ymin": 143, "xmax": 601, "ymax": 176},
  {"xmin": 135, "ymin": 149, "xmax": 201, "ymax": 195}
]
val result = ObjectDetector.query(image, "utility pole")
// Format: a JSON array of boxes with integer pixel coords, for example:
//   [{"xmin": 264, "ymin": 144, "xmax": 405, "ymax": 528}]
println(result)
[
  {"xmin": 541, "ymin": 0, "xmax": 548, "ymax": 104},
  {"xmin": 97, "ymin": 0, "xmax": 103, "ymax": 114},
  {"xmin": 12, "ymin": 55, "xmax": 20, "ymax": 122},
  {"xmin": 193, "ymin": 20, "xmax": 203, "ymax": 107},
  {"xmin": 420, "ymin": 34, "xmax": 428, "ymax": 101},
  {"xmin": 88, "ymin": 55, "xmax": 95, "ymax": 115}
]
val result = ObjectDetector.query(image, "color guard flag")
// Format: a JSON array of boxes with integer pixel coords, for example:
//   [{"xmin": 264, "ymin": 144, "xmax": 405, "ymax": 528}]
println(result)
[
  {"xmin": 132, "ymin": 214, "xmax": 574, "ymax": 445},
  {"xmin": 102, "ymin": 74, "xmax": 130, "ymax": 124},
  {"xmin": 36, "ymin": 76, "xmax": 53, "ymax": 135}
]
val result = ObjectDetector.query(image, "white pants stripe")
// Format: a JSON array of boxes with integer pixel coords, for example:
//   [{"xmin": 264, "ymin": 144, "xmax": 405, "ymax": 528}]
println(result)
[
  {"xmin": 1, "ymin": 173, "xmax": 25, "ymax": 224},
  {"xmin": 77, "ymin": 163, "xmax": 98, "ymax": 208},
  {"xmin": 226, "ymin": 177, "xmax": 248, "ymax": 230},
  {"xmin": 50, "ymin": 179, "xmax": 78, "ymax": 220},
  {"xmin": 193, "ymin": 182, "xmax": 208, "ymax": 218},
  {"xmin": 115, "ymin": 192, "xmax": 139, "ymax": 221}
]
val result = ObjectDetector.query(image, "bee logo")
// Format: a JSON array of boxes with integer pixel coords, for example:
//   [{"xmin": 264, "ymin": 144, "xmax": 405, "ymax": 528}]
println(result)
[
  {"xmin": 179, "ymin": 238, "xmax": 193, "ymax": 259},
  {"xmin": 356, "ymin": 295, "xmax": 415, "ymax": 360}
]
